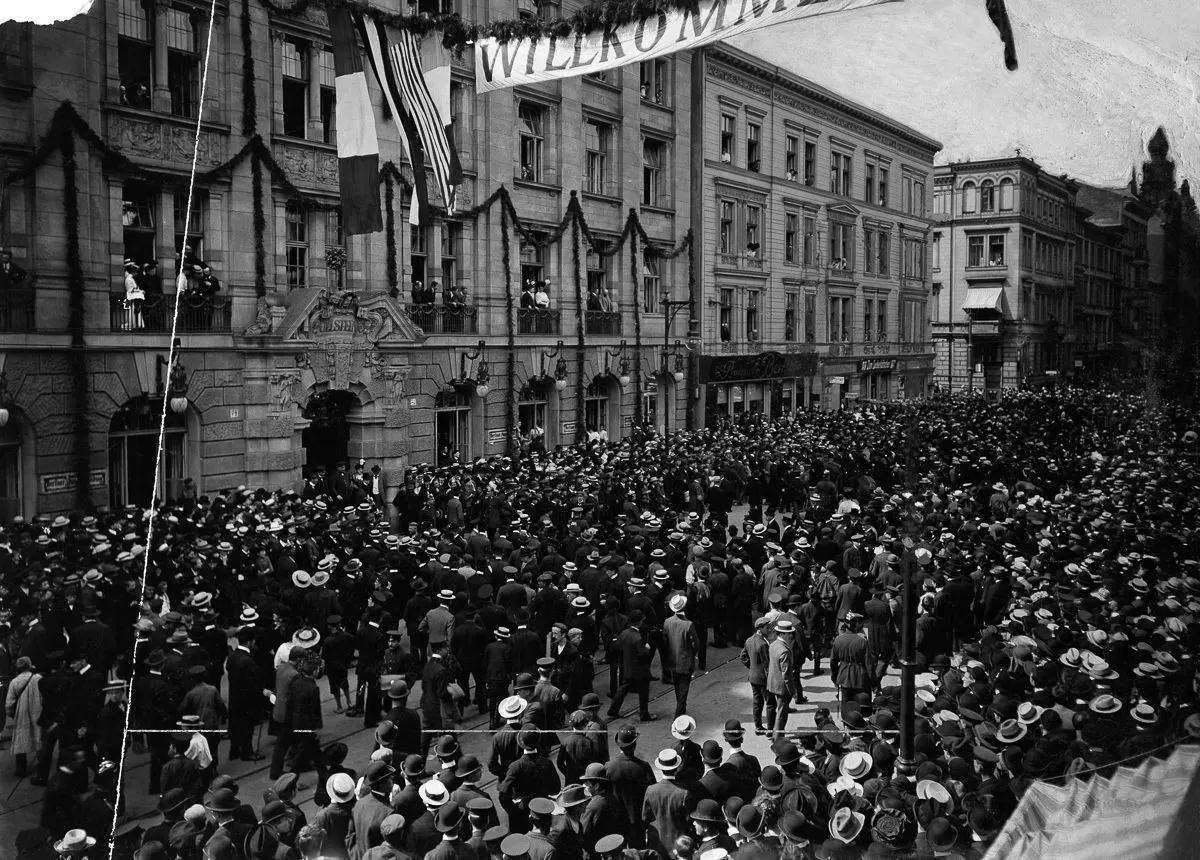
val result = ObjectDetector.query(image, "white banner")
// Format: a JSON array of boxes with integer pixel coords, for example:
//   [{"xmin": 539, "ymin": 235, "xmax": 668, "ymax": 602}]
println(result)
[{"xmin": 475, "ymin": 0, "xmax": 898, "ymax": 92}]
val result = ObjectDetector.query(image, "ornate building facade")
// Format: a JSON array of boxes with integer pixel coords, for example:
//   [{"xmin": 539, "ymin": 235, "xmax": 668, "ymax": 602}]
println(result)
[
  {"xmin": 693, "ymin": 46, "xmax": 940, "ymax": 422},
  {"xmin": 0, "ymin": 0, "xmax": 694, "ymax": 517}
]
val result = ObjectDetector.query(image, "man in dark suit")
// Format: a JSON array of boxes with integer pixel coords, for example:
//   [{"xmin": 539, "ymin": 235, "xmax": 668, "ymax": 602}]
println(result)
[
  {"xmin": 605, "ymin": 725, "xmax": 655, "ymax": 848},
  {"xmin": 226, "ymin": 631, "xmax": 264, "ymax": 761},
  {"xmin": 132, "ymin": 649, "xmax": 178, "ymax": 792},
  {"xmin": 482, "ymin": 627, "xmax": 512, "ymax": 729},
  {"xmin": 381, "ymin": 679, "xmax": 422, "ymax": 758},
  {"xmin": 354, "ymin": 608, "xmax": 387, "ymax": 724},
  {"xmin": 498, "ymin": 728, "xmax": 560, "ymax": 835},
  {"xmin": 721, "ymin": 720, "xmax": 762, "ymax": 802},
  {"xmin": 607, "ymin": 611, "xmax": 654, "ymax": 722},
  {"xmin": 698, "ymin": 740, "xmax": 739, "ymax": 806},
  {"xmin": 829, "ymin": 613, "xmax": 874, "ymax": 721},
  {"xmin": 286, "ymin": 653, "xmax": 327, "ymax": 793},
  {"xmin": 642, "ymin": 750, "xmax": 701, "ymax": 857},
  {"xmin": 507, "ymin": 611, "xmax": 542, "ymax": 678},
  {"xmin": 69, "ymin": 607, "xmax": 117, "ymax": 675},
  {"xmin": 353, "ymin": 762, "xmax": 397, "ymax": 857}
]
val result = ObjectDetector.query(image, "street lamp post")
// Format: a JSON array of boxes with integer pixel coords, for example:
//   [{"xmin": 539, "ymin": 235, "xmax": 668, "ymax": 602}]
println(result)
[{"xmin": 896, "ymin": 556, "xmax": 918, "ymax": 778}]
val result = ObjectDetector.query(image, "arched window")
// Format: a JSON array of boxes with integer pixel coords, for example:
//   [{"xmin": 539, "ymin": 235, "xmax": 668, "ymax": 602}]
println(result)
[
  {"xmin": 980, "ymin": 179, "xmax": 996, "ymax": 212},
  {"xmin": 999, "ymin": 177, "xmax": 1014, "ymax": 211},
  {"xmin": 585, "ymin": 379, "xmax": 611, "ymax": 436},
  {"xmin": 962, "ymin": 181, "xmax": 977, "ymax": 213},
  {"xmin": 434, "ymin": 387, "xmax": 471, "ymax": 466},
  {"xmin": 0, "ymin": 411, "xmax": 35, "ymax": 521}
]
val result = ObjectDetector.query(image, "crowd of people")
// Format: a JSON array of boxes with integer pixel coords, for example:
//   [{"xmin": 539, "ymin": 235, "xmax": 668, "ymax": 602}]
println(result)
[{"xmin": 1, "ymin": 386, "xmax": 1199, "ymax": 860}]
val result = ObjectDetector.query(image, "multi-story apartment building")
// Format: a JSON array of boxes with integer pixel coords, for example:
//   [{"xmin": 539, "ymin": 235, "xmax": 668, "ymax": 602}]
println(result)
[
  {"xmin": 931, "ymin": 157, "xmax": 1080, "ymax": 394},
  {"xmin": 1074, "ymin": 183, "xmax": 1158, "ymax": 375},
  {"xmin": 692, "ymin": 46, "xmax": 940, "ymax": 422},
  {"xmin": 0, "ymin": 0, "xmax": 694, "ymax": 517}
]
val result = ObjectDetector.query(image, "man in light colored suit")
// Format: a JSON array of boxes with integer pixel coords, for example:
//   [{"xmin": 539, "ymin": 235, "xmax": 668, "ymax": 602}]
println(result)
[
  {"xmin": 662, "ymin": 594, "xmax": 698, "ymax": 718},
  {"xmin": 766, "ymin": 620, "xmax": 798, "ymax": 741}
]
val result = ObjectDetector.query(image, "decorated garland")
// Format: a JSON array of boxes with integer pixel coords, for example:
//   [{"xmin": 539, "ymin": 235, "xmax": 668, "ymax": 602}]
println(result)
[
  {"xmin": 500, "ymin": 204, "xmax": 516, "ymax": 456},
  {"xmin": 241, "ymin": 0, "xmax": 258, "ymax": 135},
  {"xmin": 684, "ymin": 227, "xmax": 696, "ymax": 428},
  {"xmin": 570, "ymin": 197, "xmax": 586, "ymax": 443},
  {"xmin": 383, "ymin": 168, "xmax": 397, "ymax": 291},
  {"xmin": 629, "ymin": 213, "xmax": 643, "ymax": 426},
  {"xmin": 60, "ymin": 125, "xmax": 92, "ymax": 510},
  {"xmin": 251, "ymin": 150, "xmax": 267, "ymax": 296}
]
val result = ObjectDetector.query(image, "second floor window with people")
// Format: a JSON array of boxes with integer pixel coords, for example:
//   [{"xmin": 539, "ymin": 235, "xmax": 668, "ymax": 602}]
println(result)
[
  {"xmin": 518, "ymin": 101, "xmax": 545, "ymax": 182},
  {"xmin": 118, "ymin": 0, "xmax": 153, "ymax": 108}
]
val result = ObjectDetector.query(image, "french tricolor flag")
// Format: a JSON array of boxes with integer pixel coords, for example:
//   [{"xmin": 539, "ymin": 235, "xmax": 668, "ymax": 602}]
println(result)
[{"xmin": 329, "ymin": 6, "xmax": 383, "ymax": 235}]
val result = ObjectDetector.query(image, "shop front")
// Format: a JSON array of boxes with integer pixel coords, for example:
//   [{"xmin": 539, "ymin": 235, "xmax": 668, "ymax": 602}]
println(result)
[
  {"xmin": 699, "ymin": 351, "xmax": 820, "ymax": 425},
  {"xmin": 858, "ymin": 358, "xmax": 897, "ymax": 402}
]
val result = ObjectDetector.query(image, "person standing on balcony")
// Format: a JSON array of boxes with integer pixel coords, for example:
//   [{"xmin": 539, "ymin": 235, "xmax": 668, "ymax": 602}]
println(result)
[
  {"xmin": 139, "ymin": 260, "xmax": 164, "ymax": 329},
  {"xmin": 535, "ymin": 280, "xmax": 551, "ymax": 309},
  {"xmin": 0, "ymin": 249, "xmax": 27, "ymax": 289},
  {"xmin": 123, "ymin": 258, "xmax": 145, "ymax": 330}
]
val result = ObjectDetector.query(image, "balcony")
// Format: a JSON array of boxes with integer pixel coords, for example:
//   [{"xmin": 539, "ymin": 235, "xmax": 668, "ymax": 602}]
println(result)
[
  {"xmin": 518, "ymin": 308, "xmax": 561, "ymax": 335},
  {"xmin": 0, "ymin": 286, "xmax": 36, "ymax": 331},
  {"xmin": 899, "ymin": 340, "xmax": 935, "ymax": 354},
  {"xmin": 109, "ymin": 293, "xmax": 232, "ymax": 333},
  {"xmin": 585, "ymin": 311, "xmax": 622, "ymax": 336},
  {"xmin": 716, "ymin": 251, "xmax": 765, "ymax": 272},
  {"xmin": 859, "ymin": 340, "xmax": 893, "ymax": 356},
  {"xmin": 407, "ymin": 304, "xmax": 479, "ymax": 335},
  {"xmin": 825, "ymin": 341, "xmax": 855, "ymax": 357},
  {"xmin": 826, "ymin": 263, "xmax": 856, "ymax": 283}
]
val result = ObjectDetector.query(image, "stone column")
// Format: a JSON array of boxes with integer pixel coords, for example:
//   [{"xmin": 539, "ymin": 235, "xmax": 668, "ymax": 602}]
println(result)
[
  {"xmin": 307, "ymin": 42, "xmax": 324, "ymax": 142},
  {"xmin": 153, "ymin": 0, "xmax": 173, "ymax": 112},
  {"xmin": 270, "ymin": 29, "xmax": 285, "ymax": 136}
]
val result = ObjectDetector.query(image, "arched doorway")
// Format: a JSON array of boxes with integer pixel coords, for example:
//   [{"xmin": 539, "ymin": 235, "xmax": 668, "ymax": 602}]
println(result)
[
  {"xmin": 109, "ymin": 396, "xmax": 189, "ymax": 508},
  {"xmin": 302, "ymin": 389, "xmax": 361, "ymax": 476}
]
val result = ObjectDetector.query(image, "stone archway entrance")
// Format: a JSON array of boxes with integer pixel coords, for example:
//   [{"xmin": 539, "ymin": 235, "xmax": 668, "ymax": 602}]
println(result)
[{"xmin": 301, "ymin": 389, "xmax": 361, "ymax": 475}]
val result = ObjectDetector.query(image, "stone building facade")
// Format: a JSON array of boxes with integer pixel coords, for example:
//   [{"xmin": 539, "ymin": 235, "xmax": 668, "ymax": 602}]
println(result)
[
  {"xmin": 0, "ymin": 0, "xmax": 693, "ymax": 517},
  {"xmin": 692, "ymin": 46, "xmax": 940, "ymax": 422}
]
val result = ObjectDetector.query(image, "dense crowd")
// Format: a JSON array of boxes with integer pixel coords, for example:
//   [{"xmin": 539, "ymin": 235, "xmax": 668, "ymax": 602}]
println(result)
[{"xmin": 2, "ymin": 386, "xmax": 1199, "ymax": 860}]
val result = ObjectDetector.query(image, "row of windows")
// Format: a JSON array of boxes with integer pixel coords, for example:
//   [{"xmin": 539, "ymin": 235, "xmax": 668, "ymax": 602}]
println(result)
[
  {"xmin": 720, "ymin": 199, "xmax": 929, "ymax": 279},
  {"xmin": 717, "ymin": 114, "xmax": 927, "ymax": 214},
  {"xmin": 717, "ymin": 289, "xmax": 927, "ymax": 344}
]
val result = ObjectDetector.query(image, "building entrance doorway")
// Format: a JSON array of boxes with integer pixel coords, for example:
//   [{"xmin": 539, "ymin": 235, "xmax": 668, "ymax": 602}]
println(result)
[{"xmin": 302, "ymin": 390, "xmax": 360, "ymax": 475}]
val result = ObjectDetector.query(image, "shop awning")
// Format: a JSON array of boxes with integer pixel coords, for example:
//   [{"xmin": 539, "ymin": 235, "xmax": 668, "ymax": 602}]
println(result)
[{"xmin": 962, "ymin": 287, "xmax": 1005, "ymax": 313}]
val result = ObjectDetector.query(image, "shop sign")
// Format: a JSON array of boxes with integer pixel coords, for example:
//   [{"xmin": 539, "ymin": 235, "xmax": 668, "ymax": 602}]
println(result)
[
  {"xmin": 828, "ymin": 376, "xmax": 846, "ymax": 385},
  {"xmin": 560, "ymin": 421, "xmax": 577, "ymax": 436},
  {"xmin": 699, "ymin": 350, "xmax": 819, "ymax": 384},
  {"xmin": 487, "ymin": 428, "xmax": 507, "ymax": 446},
  {"xmin": 858, "ymin": 359, "xmax": 897, "ymax": 372},
  {"xmin": 41, "ymin": 469, "xmax": 107, "ymax": 495},
  {"xmin": 621, "ymin": 414, "xmax": 633, "ymax": 428}
]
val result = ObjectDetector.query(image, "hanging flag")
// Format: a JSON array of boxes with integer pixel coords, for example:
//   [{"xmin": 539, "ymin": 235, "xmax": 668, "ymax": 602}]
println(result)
[
  {"xmin": 329, "ymin": 7, "xmax": 382, "ymax": 235},
  {"xmin": 355, "ymin": 12, "xmax": 433, "ymax": 226},
  {"xmin": 2, "ymin": 0, "xmax": 93, "ymax": 25},
  {"xmin": 417, "ymin": 0, "xmax": 464, "ymax": 215}
]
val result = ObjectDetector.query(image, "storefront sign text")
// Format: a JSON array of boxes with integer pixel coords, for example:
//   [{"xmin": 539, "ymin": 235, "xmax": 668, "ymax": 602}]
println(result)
[
  {"xmin": 41, "ymin": 469, "xmax": 107, "ymax": 495},
  {"xmin": 699, "ymin": 350, "xmax": 819, "ymax": 384},
  {"xmin": 858, "ymin": 359, "xmax": 897, "ymax": 372}
]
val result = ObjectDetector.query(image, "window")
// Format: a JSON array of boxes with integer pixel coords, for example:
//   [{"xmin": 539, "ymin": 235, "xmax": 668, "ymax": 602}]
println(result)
[
  {"xmin": 640, "ymin": 59, "xmax": 669, "ymax": 104},
  {"xmin": 785, "ymin": 292, "xmax": 798, "ymax": 341},
  {"xmin": 962, "ymin": 181, "xmax": 977, "ymax": 213},
  {"xmin": 980, "ymin": 179, "xmax": 995, "ymax": 212},
  {"xmin": 642, "ymin": 257, "xmax": 660, "ymax": 313},
  {"xmin": 803, "ymin": 215, "xmax": 815, "ymax": 265},
  {"xmin": 586, "ymin": 70, "xmax": 611, "ymax": 84},
  {"xmin": 829, "ymin": 221, "xmax": 853, "ymax": 269},
  {"xmin": 719, "ymin": 200, "xmax": 734, "ymax": 254},
  {"xmin": 323, "ymin": 208, "xmax": 346, "ymax": 289},
  {"xmin": 745, "ymin": 205, "xmax": 760, "ymax": 254},
  {"xmin": 876, "ymin": 299, "xmax": 887, "ymax": 341},
  {"xmin": 901, "ymin": 299, "xmax": 925, "ymax": 342},
  {"xmin": 745, "ymin": 290, "xmax": 759, "ymax": 340},
  {"xmin": 285, "ymin": 203, "xmax": 308, "ymax": 289},
  {"xmin": 118, "ymin": 0, "xmax": 153, "ymax": 108},
  {"xmin": 584, "ymin": 381, "xmax": 610, "ymax": 433},
  {"xmin": 804, "ymin": 141, "xmax": 816, "ymax": 186},
  {"xmin": 165, "ymin": 7, "xmax": 199, "ymax": 118},
  {"xmin": 785, "ymin": 213, "xmax": 799, "ymax": 263},
  {"xmin": 585, "ymin": 119, "xmax": 614, "ymax": 195},
  {"xmin": 999, "ymin": 177, "xmax": 1014, "ymax": 210},
  {"xmin": 173, "ymin": 190, "xmax": 205, "ymax": 262},
  {"xmin": 518, "ymin": 101, "xmax": 545, "ymax": 182},
  {"xmin": 785, "ymin": 136, "xmax": 798, "ymax": 179},
  {"xmin": 281, "ymin": 37, "xmax": 308, "ymax": 137},
  {"xmin": 410, "ymin": 225, "xmax": 428, "ymax": 286},
  {"xmin": 520, "ymin": 231, "xmax": 546, "ymax": 286},
  {"xmin": 903, "ymin": 237, "xmax": 925, "ymax": 278},
  {"xmin": 865, "ymin": 164, "xmax": 875, "ymax": 205},
  {"xmin": 450, "ymin": 80, "xmax": 470, "ymax": 142},
  {"xmin": 319, "ymin": 48, "xmax": 337, "ymax": 145},
  {"xmin": 829, "ymin": 295, "xmax": 852, "ymax": 341},
  {"xmin": 877, "ymin": 168, "xmax": 889, "ymax": 207},
  {"xmin": 932, "ymin": 234, "xmax": 941, "ymax": 270},
  {"xmin": 746, "ymin": 122, "xmax": 761, "ymax": 172},
  {"xmin": 804, "ymin": 293, "xmax": 816, "ymax": 342},
  {"xmin": 719, "ymin": 114, "xmax": 734, "ymax": 163},
  {"xmin": 517, "ymin": 391, "xmax": 547, "ymax": 439},
  {"xmin": 877, "ymin": 231, "xmax": 889, "ymax": 276},
  {"xmin": 122, "ymin": 181, "xmax": 156, "ymax": 264},
  {"xmin": 934, "ymin": 186, "xmax": 950, "ymax": 215},
  {"xmin": 440, "ymin": 221, "xmax": 460, "ymax": 287},
  {"xmin": 863, "ymin": 297, "xmax": 874, "ymax": 341},
  {"xmin": 830, "ymin": 152, "xmax": 851, "ymax": 196},
  {"xmin": 914, "ymin": 181, "xmax": 925, "ymax": 216},
  {"xmin": 719, "ymin": 288, "xmax": 732, "ymax": 341},
  {"xmin": 863, "ymin": 227, "xmax": 874, "ymax": 274},
  {"xmin": 586, "ymin": 244, "xmax": 612, "ymax": 298},
  {"xmin": 642, "ymin": 138, "xmax": 664, "ymax": 207},
  {"xmin": 968, "ymin": 235, "xmax": 984, "ymax": 267},
  {"xmin": 988, "ymin": 235, "xmax": 1005, "ymax": 266},
  {"xmin": 434, "ymin": 388, "xmax": 471, "ymax": 467}
]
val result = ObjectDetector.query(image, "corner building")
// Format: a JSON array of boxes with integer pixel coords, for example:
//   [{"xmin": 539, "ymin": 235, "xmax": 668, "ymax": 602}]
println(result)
[
  {"xmin": 691, "ymin": 46, "xmax": 940, "ymax": 421},
  {"xmin": 0, "ymin": 0, "xmax": 692, "ymax": 517}
]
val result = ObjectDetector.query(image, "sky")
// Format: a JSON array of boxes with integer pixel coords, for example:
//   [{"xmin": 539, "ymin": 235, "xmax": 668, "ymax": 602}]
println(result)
[{"xmin": 731, "ymin": 0, "xmax": 1200, "ymax": 188}]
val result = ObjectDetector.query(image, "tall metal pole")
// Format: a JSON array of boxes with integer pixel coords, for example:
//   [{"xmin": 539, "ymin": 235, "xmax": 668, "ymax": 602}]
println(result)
[{"xmin": 895, "ymin": 550, "xmax": 918, "ymax": 778}]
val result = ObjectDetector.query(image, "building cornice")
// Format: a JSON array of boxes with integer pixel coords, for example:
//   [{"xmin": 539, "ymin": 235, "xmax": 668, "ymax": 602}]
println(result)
[{"xmin": 704, "ymin": 47, "xmax": 942, "ymax": 159}]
